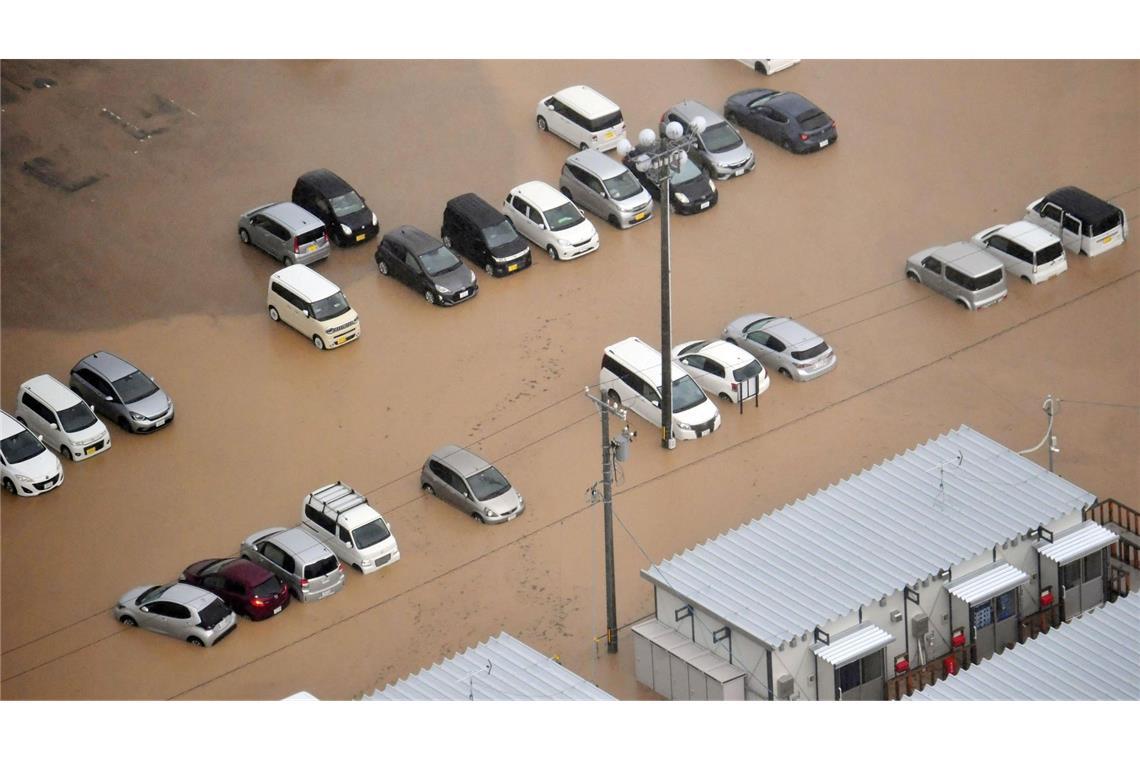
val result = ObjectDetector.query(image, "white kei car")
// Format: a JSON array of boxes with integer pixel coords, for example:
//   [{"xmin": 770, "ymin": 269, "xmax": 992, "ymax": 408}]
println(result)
[
  {"xmin": 672, "ymin": 339, "xmax": 770, "ymax": 404},
  {"xmin": 971, "ymin": 221, "xmax": 1068, "ymax": 285},
  {"xmin": 503, "ymin": 181, "xmax": 599, "ymax": 261},
  {"xmin": 15, "ymin": 374, "xmax": 111, "ymax": 461}
]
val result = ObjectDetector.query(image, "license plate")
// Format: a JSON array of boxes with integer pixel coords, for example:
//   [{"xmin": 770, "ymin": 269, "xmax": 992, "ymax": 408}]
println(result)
[
  {"xmin": 819, "ymin": 139, "xmax": 829, "ymax": 147},
  {"xmin": 335, "ymin": 335, "xmax": 348, "ymax": 345},
  {"xmin": 507, "ymin": 263, "xmax": 519, "ymax": 272},
  {"xmin": 1102, "ymin": 235, "xmax": 1113, "ymax": 244},
  {"xmin": 85, "ymin": 445, "xmax": 96, "ymax": 455},
  {"xmin": 155, "ymin": 419, "xmax": 165, "ymax": 428},
  {"xmin": 734, "ymin": 168, "xmax": 745, "ymax": 176},
  {"xmin": 307, "ymin": 244, "xmax": 317, "ymax": 253},
  {"xmin": 320, "ymin": 589, "xmax": 333, "ymax": 598},
  {"xmin": 605, "ymin": 131, "xmax": 614, "ymax": 139},
  {"xmin": 700, "ymin": 201, "xmax": 710, "ymax": 210},
  {"xmin": 355, "ymin": 233, "xmax": 365, "ymax": 242},
  {"xmin": 273, "ymin": 606, "xmax": 282, "ymax": 615},
  {"xmin": 459, "ymin": 289, "xmax": 468, "ymax": 298},
  {"xmin": 634, "ymin": 212, "xmax": 646, "ymax": 221}
]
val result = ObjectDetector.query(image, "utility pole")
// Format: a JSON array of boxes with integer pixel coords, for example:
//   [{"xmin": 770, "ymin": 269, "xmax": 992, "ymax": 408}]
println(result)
[
  {"xmin": 659, "ymin": 167, "xmax": 673, "ymax": 450},
  {"xmin": 585, "ymin": 387, "xmax": 634, "ymax": 653}
]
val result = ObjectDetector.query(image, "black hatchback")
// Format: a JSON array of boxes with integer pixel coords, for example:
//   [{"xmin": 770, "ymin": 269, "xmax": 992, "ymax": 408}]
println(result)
[
  {"xmin": 624, "ymin": 148, "xmax": 717, "ymax": 215},
  {"xmin": 291, "ymin": 169, "xmax": 379, "ymax": 246},
  {"xmin": 375, "ymin": 226, "xmax": 478, "ymax": 306},
  {"xmin": 441, "ymin": 193, "xmax": 532, "ymax": 277},
  {"xmin": 723, "ymin": 89, "xmax": 837, "ymax": 153}
]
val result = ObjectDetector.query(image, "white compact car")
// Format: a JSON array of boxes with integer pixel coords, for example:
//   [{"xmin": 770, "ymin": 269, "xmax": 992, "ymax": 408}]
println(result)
[
  {"xmin": 15, "ymin": 374, "xmax": 111, "ymax": 461},
  {"xmin": 1, "ymin": 410, "xmax": 64, "ymax": 496},
  {"xmin": 672, "ymin": 339, "xmax": 770, "ymax": 404},
  {"xmin": 536, "ymin": 85, "xmax": 626, "ymax": 152},
  {"xmin": 971, "ymin": 221, "xmax": 1068, "ymax": 285},
  {"xmin": 503, "ymin": 181, "xmax": 600, "ymax": 261}
]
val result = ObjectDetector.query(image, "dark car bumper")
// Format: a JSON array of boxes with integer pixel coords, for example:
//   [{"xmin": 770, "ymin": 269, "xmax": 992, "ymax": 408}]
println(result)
[
  {"xmin": 795, "ymin": 131, "xmax": 838, "ymax": 154},
  {"xmin": 438, "ymin": 283, "xmax": 479, "ymax": 306},
  {"xmin": 491, "ymin": 252, "xmax": 532, "ymax": 277},
  {"xmin": 338, "ymin": 222, "xmax": 380, "ymax": 246},
  {"xmin": 246, "ymin": 594, "xmax": 290, "ymax": 621},
  {"xmin": 674, "ymin": 193, "xmax": 718, "ymax": 215}
]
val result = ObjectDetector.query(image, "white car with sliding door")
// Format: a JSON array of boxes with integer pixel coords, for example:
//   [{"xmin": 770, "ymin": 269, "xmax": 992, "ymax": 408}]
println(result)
[
  {"xmin": 536, "ymin": 85, "xmax": 626, "ymax": 152},
  {"xmin": 672, "ymin": 339, "xmax": 769, "ymax": 404},
  {"xmin": 1, "ymin": 410, "xmax": 64, "ymax": 497},
  {"xmin": 971, "ymin": 221, "xmax": 1067, "ymax": 285},
  {"xmin": 503, "ymin": 181, "xmax": 599, "ymax": 261},
  {"xmin": 15, "ymin": 375, "xmax": 111, "ymax": 461}
]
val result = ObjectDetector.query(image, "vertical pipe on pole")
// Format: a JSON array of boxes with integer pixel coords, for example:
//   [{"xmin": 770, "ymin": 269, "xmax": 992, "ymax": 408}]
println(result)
[{"xmin": 601, "ymin": 401, "xmax": 618, "ymax": 653}]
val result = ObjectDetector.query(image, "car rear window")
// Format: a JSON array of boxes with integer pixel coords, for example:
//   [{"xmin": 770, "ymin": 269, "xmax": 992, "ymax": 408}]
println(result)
[
  {"xmin": 198, "ymin": 599, "xmax": 230, "ymax": 630},
  {"xmin": 296, "ymin": 228, "xmax": 325, "ymax": 246},
  {"xmin": 252, "ymin": 576, "xmax": 283, "ymax": 598},
  {"xmin": 586, "ymin": 109, "xmax": 623, "ymax": 133},
  {"xmin": 971, "ymin": 268, "xmax": 1005, "ymax": 290},
  {"xmin": 733, "ymin": 360, "xmax": 764, "ymax": 382},
  {"xmin": 798, "ymin": 110, "xmax": 830, "ymax": 130},
  {"xmin": 304, "ymin": 556, "xmax": 339, "ymax": 580},
  {"xmin": 1090, "ymin": 208, "xmax": 1123, "ymax": 237},
  {"xmin": 791, "ymin": 341, "xmax": 830, "ymax": 362},
  {"xmin": 1035, "ymin": 242, "xmax": 1064, "ymax": 265}
]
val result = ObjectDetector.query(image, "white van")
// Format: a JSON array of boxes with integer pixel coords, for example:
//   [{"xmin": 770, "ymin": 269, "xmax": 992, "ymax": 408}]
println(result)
[
  {"xmin": 536, "ymin": 85, "xmax": 626, "ymax": 152},
  {"xmin": 300, "ymin": 482, "xmax": 400, "ymax": 575},
  {"xmin": 1, "ymin": 410, "xmax": 64, "ymax": 496},
  {"xmin": 598, "ymin": 337, "xmax": 721, "ymax": 440},
  {"xmin": 267, "ymin": 265, "xmax": 360, "ymax": 350},
  {"xmin": 15, "ymin": 375, "xmax": 111, "ymax": 461},
  {"xmin": 1023, "ymin": 186, "xmax": 1128, "ymax": 257},
  {"xmin": 972, "ymin": 221, "xmax": 1068, "ymax": 284}
]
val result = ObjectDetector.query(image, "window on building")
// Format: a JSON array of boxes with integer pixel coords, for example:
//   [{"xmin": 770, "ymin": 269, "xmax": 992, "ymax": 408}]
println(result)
[
  {"xmin": 995, "ymin": 590, "xmax": 1017, "ymax": 622},
  {"xmin": 1061, "ymin": 560, "xmax": 1082, "ymax": 590},
  {"xmin": 1083, "ymin": 551, "xmax": 1103, "ymax": 580},
  {"xmin": 971, "ymin": 602, "xmax": 993, "ymax": 629}
]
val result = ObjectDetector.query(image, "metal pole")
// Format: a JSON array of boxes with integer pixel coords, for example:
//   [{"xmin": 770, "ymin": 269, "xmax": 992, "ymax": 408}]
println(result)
[
  {"xmin": 600, "ymin": 398, "xmax": 618, "ymax": 653},
  {"xmin": 659, "ymin": 166, "xmax": 675, "ymax": 450}
]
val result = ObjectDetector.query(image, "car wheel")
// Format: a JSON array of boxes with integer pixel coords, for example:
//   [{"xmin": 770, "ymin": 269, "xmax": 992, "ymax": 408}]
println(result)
[
  {"xmin": 422, "ymin": 483, "xmax": 435, "ymax": 496},
  {"xmin": 608, "ymin": 215, "xmax": 620, "ymax": 228},
  {"xmin": 755, "ymin": 61, "xmax": 768, "ymax": 75},
  {"xmin": 473, "ymin": 512, "xmax": 486, "ymax": 524},
  {"xmin": 606, "ymin": 389, "xmax": 621, "ymax": 407},
  {"xmin": 1021, "ymin": 275, "xmax": 1032, "ymax": 283},
  {"xmin": 778, "ymin": 368, "xmax": 792, "ymax": 379},
  {"xmin": 906, "ymin": 270, "xmax": 920, "ymax": 283},
  {"xmin": 724, "ymin": 337, "xmax": 737, "ymax": 345},
  {"xmin": 119, "ymin": 615, "xmax": 136, "ymax": 627},
  {"xmin": 377, "ymin": 259, "xmax": 389, "ymax": 276},
  {"xmin": 424, "ymin": 289, "xmax": 437, "ymax": 305},
  {"xmin": 561, "ymin": 187, "xmax": 573, "ymax": 200},
  {"xmin": 61, "ymin": 445, "xmax": 74, "ymax": 461},
  {"xmin": 3, "ymin": 478, "xmax": 16, "ymax": 495},
  {"xmin": 719, "ymin": 393, "xmax": 731, "ymax": 401},
  {"xmin": 238, "ymin": 228, "xmax": 250, "ymax": 245},
  {"xmin": 187, "ymin": 637, "xmax": 205, "ymax": 647},
  {"xmin": 284, "ymin": 255, "xmax": 296, "ymax": 267},
  {"xmin": 268, "ymin": 306, "xmax": 280, "ymax": 322},
  {"xmin": 546, "ymin": 245, "xmax": 558, "ymax": 261},
  {"xmin": 117, "ymin": 416, "xmax": 131, "ymax": 432},
  {"xmin": 484, "ymin": 263, "xmax": 494, "ymax": 276},
  {"xmin": 352, "ymin": 564, "xmax": 362, "ymax": 573},
  {"xmin": 313, "ymin": 335, "xmax": 325, "ymax": 350},
  {"xmin": 957, "ymin": 299, "xmax": 970, "ymax": 310},
  {"xmin": 537, "ymin": 116, "xmax": 547, "ymax": 131}
]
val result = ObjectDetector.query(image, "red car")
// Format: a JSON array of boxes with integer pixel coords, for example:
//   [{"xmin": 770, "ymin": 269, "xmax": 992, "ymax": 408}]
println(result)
[{"xmin": 179, "ymin": 557, "xmax": 290, "ymax": 621}]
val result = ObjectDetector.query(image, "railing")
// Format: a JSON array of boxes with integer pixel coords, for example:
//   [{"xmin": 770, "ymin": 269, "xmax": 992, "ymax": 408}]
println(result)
[
  {"xmin": 1108, "ymin": 564, "xmax": 1132, "ymax": 597},
  {"xmin": 1019, "ymin": 604, "xmax": 1059, "ymax": 642},
  {"xmin": 884, "ymin": 647, "xmax": 968, "ymax": 700},
  {"xmin": 1084, "ymin": 497, "xmax": 1139, "ymax": 542}
]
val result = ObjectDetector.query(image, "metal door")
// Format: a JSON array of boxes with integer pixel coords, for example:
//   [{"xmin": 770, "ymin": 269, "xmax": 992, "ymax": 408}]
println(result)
[
  {"xmin": 1040, "ymin": 202, "xmax": 1083, "ymax": 253},
  {"xmin": 1080, "ymin": 549, "xmax": 1106, "ymax": 611},
  {"xmin": 1060, "ymin": 559, "xmax": 1082, "ymax": 621},
  {"xmin": 970, "ymin": 601, "xmax": 996, "ymax": 660},
  {"xmin": 993, "ymin": 590, "xmax": 1018, "ymax": 654}
]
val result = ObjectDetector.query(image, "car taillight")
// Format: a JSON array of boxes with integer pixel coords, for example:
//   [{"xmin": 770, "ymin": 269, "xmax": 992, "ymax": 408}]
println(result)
[
  {"xmin": 299, "ymin": 578, "xmax": 308, "ymax": 587},
  {"xmin": 799, "ymin": 133, "xmax": 809, "ymax": 141},
  {"xmin": 731, "ymin": 382, "xmax": 738, "ymax": 391},
  {"xmin": 322, "ymin": 231, "xmax": 328, "ymax": 243},
  {"xmin": 338, "ymin": 564, "xmax": 345, "ymax": 573},
  {"xmin": 251, "ymin": 597, "xmax": 268, "ymax": 607},
  {"xmin": 293, "ymin": 237, "xmax": 299, "ymax": 253}
]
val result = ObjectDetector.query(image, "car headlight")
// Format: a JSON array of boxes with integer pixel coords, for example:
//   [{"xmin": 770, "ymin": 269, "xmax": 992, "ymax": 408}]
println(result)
[
  {"xmin": 707, "ymin": 179, "xmax": 716, "ymax": 192},
  {"xmin": 483, "ymin": 506, "xmax": 494, "ymax": 517},
  {"xmin": 129, "ymin": 412, "xmax": 147, "ymax": 422},
  {"xmin": 15, "ymin": 473, "xmax": 33, "ymax": 483},
  {"xmin": 674, "ymin": 192, "xmax": 690, "ymax": 204},
  {"xmin": 435, "ymin": 283, "xmax": 451, "ymax": 294},
  {"xmin": 557, "ymin": 238, "xmax": 571, "ymax": 246},
  {"xmin": 340, "ymin": 223, "xmax": 352, "ymax": 236},
  {"xmin": 677, "ymin": 421, "xmax": 692, "ymax": 431},
  {"xmin": 371, "ymin": 212, "xmax": 378, "ymax": 226}
]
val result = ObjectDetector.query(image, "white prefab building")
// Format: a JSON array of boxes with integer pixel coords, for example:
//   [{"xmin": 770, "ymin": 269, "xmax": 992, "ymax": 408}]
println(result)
[
  {"xmin": 634, "ymin": 426, "xmax": 1118, "ymax": 701},
  {"xmin": 908, "ymin": 592, "xmax": 1140, "ymax": 700},
  {"xmin": 361, "ymin": 632, "xmax": 614, "ymax": 701}
]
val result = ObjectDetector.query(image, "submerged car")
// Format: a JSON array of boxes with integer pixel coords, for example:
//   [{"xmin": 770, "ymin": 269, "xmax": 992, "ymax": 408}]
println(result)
[
  {"xmin": 441, "ymin": 193, "xmax": 531, "ymax": 277},
  {"xmin": 971, "ymin": 221, "xmax": 1067, "ymax": 284},
  {"xmin": 375, "ymin": 226, "xmax": 478, "ymax": 306},
  {"xmin": 661, "ymin": 100, "xmax": 755, "ymax": 180},
  {"xmin": 291, "ymin": 169, "xmax": 379, "ymax": 246},
  {"xmin": 905, "ymin": 241, "xmax": 1008, "ymax": 310},
  {"xmin": 503, "ymin": 181, "xmax": 599, "ymax": 261},
  {"xmin": 69, "ymin": 351, "xmax": 174, "ymax": 433},
  {"xmin": 723, "ymin": 314, "xmax": 837, "ymax": 381},
  {"xmin": 672, "ymin": 339, "xmax": 769, "ymax": 403},
  {"xmin": 624, "ymin": 147, "xmax": 717, "ymax": 214},
  {"xmin": 421, "ymin": 445, "xmax": 525, "ymax": 524},
  {"xmin": 724, "ymin": 88, "xmax": 837, "ymax": 153},
  {"xmin": 114, "ymin": 582, "xmax": 237, "ymax": 647},
  {"xmin": 560, "ymin": 149, "xmax": 653, "ymax": 229},
  {"xmin": 1023, "ymin": 186, "xmax": 1128, "ymax": 257},
  {"xmin": 237, "ymin": 202, "xmax": 331, "ymax": 267},
  {"xmin": 179, "ymin": 557, "xmax": 290, "ymax": 621},
  {"xmin": 14, "ymin": 374, "xmax": 110, "ymax": 461},
  {"xmin": 1, "ymin": 410, "xmax": 63, "ymax": 497},
  {"xmin": 240, "ymin": 526, "xmax": 346, "ymax": 603}
]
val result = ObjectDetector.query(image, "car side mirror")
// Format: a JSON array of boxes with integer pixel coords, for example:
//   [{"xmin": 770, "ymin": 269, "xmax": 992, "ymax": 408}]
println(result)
[
  {"xmin": 547, "ymin": 103, "xmax": 555, "ymax": 111},
  {"xmin": 89, "ymin": 404, "xmax": 96, "ymax": 411},
  {"xmin": 105, "ymin": 396, "xmax": 114, "ymax": 402},
  {"xmin": 302, "ymin": 309, "xmax": 310, "ymax": 318},
  {"xmin": 37, "ymin": 433, "xmax": 44, "ymax": 441},
  {"xmin": 50, "ymin": 423, "xmax": 58, "ymax": 430},
  {"xmin": 150, "ymin": 376, "xmax": 156, "ymax": 382},
  {"xmin": 141, "ymin": 606, "xmax": 149, "ymax": 613},
  {"xmin": 537, "ymin": 223, "xmax": 546, "ymax": 230},
  {"xmin": 344, "ymin": 540, "xmax": 352, "ymax": 548},
  {"xmin": 652, "ymin": 399, "xmax": 661, "ymax": 408}
]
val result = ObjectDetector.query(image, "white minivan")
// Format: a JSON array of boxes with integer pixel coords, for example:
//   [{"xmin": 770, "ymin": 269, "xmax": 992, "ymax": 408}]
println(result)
[
  {"xmin": 503, "ymin": 181, "xmax": 599, "ymax": 261},
  {"xmin": 1023, "ymin": 186, "xmax": 1128, "ymax": 257},
  {"xmin": 15, "ymin": 375, "xmax": 111, "ymax": 461},
  {"xmin": 599, "ymin": 337, "xmax": 722, "ymax": 441},
  {"xmin": 1, "ymin": 410, "xmax": 64, "ymax": 496},
  {"xmin": 300, "ymin": 482, "xmax": 400, "ymax": 575},
  {"xmin": 267, "ymin": 265, "xmax": 360, "ymax": 350},
  {"xmin": 972, "ymin": 221, "xmax": 1068, "ymax": 284},
  {"xmin": 536, "ymin": 85, "xmax": 626, "ymax": 152}
]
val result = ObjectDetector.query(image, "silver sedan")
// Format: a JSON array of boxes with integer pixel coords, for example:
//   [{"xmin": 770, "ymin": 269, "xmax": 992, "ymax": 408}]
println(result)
[
  {"xmin": 114, "ymin": 582, "xmax": 237, "ymax": 647},
  {"xmin": 722, "ymin": 313, "xmax": 837, "ymax": 382}
]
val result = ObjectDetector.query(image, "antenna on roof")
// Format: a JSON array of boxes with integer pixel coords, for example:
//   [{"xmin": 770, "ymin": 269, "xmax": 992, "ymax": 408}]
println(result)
[{"xmin": 925, "ymin": 450, "xmax": 964, "ymax": 508}]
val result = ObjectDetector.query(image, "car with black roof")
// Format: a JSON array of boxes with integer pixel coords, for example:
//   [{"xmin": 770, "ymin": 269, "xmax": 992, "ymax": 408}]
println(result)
[
  {"xmin": 291, "ymin": 169, "xmax": 379, "ymax": 247},
  {"xmin": 441, "ymin": 193, "xmax": 531, "ymax": 277},
  {"xmin": 375, "ymin": 225, "xmax": 478, "ymax": 306},
  {"xmin": 1023, "ymin": 186, "xmax": 1128, "ymax": 257},
  {"xmin": 623, "ymin": 147, "xmax": 717, "ymax": 214}
]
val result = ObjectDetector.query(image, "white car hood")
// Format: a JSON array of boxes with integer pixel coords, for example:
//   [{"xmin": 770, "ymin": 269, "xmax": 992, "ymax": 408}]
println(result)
[
  {"xmin": 12, "ymin": 448, "xmax": 61, "ymax": 482},
  {"xmin": 556, "ymin": 219, "xmax": 597, "ymax": 244},
  {"xmin": 674, "ymin": 399, "xmax": 719, "ymax": 427}
]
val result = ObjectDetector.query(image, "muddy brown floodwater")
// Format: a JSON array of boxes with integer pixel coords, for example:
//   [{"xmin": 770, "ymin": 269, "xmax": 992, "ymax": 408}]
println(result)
[{"xmin": 1, "ymin": 60, "xmax": 1136, "ymax": 700}]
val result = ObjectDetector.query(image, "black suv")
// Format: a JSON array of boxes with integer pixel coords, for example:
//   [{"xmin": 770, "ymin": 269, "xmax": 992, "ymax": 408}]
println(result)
[
  {"xmin": 441, "ymin": 193, "xmax": 531, "ymax": 277},
  {"xmin": 375, "ymin": 226, "xmax": 479, "ymax": 306},
  {"xmin": 291, "ymin": 169, "xmax": 379, "ymax": 246}
]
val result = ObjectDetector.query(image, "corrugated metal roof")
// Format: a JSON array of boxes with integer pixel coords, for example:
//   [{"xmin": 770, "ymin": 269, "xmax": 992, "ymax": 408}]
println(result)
[
  {"xmin": 811, "ymin": 624, "xmax": 895, "ymax": 667},
  {"xmin": 909, "ymin": 594, "xmax": 1140, "ymax": 700},
  {"xmin": 642, "ymin": 426, "xmax": 1094, "ymax": 648},
  {"xmin": 946, "ymin": 562, "xmax": 1029, "ymax": 606},
  {"xmin": 360, "ymin": 632, "xmax": 614, "ymax": 701},
  {"xmin": 1036, "ymin": 521, "xmax": 1118, "ymax": 565}
]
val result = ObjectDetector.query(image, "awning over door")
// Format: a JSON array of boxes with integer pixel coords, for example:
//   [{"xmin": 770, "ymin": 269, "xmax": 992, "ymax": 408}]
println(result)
[
  {"xmin": 812, "ymin": 623, "xmax": 895, "ymax": 667},
  {"xmin": 1036, "ymin": 521, "xmax": 1118, "ymax": 565},
  {"xmin": 947, "ymin": 562, "xmax": 1029, "ymax": 606}
]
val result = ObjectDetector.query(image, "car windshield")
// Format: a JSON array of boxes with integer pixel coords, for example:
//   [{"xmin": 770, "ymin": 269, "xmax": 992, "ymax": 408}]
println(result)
[
  {"xmin": 352, "ymin": 518, "xmax": 392, "ymax": 550},
  {"xmin": 546, "ymin": 202, "xmax": 584, "ymax": 232},
  {"xmin": 252, "ymin": 576, "xmax": 283, "ymax": 598},
  {"xmin": 330, "ymin": 191, "xmax": 365, "ymax": 217},
  {"xmin": 197, "ymin": 599, "xmax": 230, "ymax": 630},
  {"xmin": 700, "ymin": 122, "xmax": 743, "ymax": 153},
  {"xmin": 57, "ymin": 401, "xmax": 98, "ymax": 433},
  {"xmin": 798, "ymin": 110, "xmax": 831, "ymax": 130},
  {"xmin": 420, "ymin": 246, "xmax": 462, "ymax": 276},
  {"xmin": 469, "ymin": 466, "xmax": 512, "ymax": 502},
  {"xmin": 662, "ymin": 375, "xmax": 707, "ymax": 414},
  {"xmin": 1, "ymin": 429, "xmax": 46, "ymax": 464},
  {"xmin": 1035, "ymin": 242, "xmax": 1064, "ymax": 265},
  {"xmin": 733, "ymin": 360, "xmax": 764, "ymax": 382},
  {"xmin": 304, "ymin": 556, "xmax": 339, "ymax": 580},
  {"xmin": 603, "ymin": 171, "xmax": 644, "ymax": 201},
  {"xmin": 137, "ymin": 585, "xmax": 165, "ymax": 606},
  {"xmin": 113, "ymin": 371, "xmax": 159, "ymax": 405},
  {"xmin": 672, "ymin": 158, "xmax": 703, "ymax": 184},
  {"xmin": 310, "ymin": 292, "xmax": 351, "ymax": 321},
  {"xmin": 791, "ymin": 341, "xmax": 830, "ymax": 362},
  {"xmin": 481, "ymin": 220, "xmax": 518, "ymax": 249}
]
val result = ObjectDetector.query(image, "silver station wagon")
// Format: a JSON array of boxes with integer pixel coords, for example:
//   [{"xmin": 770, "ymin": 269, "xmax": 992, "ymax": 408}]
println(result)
[
  {"xmin": 240, "ymin": 526, "xmax": 346, "ymax": 602},
  {"xmin": 723, "ymin": 314, "xmax": 837, "ymax": 382},
  {"xmin": 421, "ymin": 445, "xmax": 525, "ymax": 524},
  {"xmin": 906, "ymin": 240, "xmax": 1008, "ymax": 310}
]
